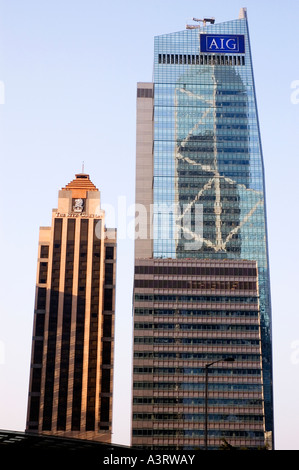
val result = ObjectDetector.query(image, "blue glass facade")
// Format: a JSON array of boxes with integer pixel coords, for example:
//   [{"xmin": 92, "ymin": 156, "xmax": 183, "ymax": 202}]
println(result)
[{"xmin": 152, "ymin": 15, "xmax": 273, "ymax": 436}]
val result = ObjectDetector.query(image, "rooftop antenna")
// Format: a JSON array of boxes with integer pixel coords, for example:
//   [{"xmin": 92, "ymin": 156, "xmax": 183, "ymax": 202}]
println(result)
[
  {"xmin": 82, "ymin": 161, "xmax": 85, "ymax": 173},
  {"xmin": 186, "ymin": 17, "xmax": 215, "ymax": 29}
]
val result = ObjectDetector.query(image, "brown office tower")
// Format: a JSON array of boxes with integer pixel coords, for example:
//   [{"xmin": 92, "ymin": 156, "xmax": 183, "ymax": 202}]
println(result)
[{"xmin": 26, "ymin": 173, "xmax": 117, "ymax": 443}]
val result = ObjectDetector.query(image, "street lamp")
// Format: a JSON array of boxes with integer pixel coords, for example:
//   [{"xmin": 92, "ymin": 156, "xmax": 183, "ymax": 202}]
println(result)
[{"xmin": 204, "ymin": 357, "xmax": 235, "ymax": 450}]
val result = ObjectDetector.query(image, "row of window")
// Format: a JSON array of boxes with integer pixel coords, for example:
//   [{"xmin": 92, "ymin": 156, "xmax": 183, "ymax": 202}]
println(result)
[
  {"xmin": 133, "ymin": 352, "xmax": 260, "ymax": 361},
  {"xmin": 134, "ymin": 280, "xmax": 256, "ymax": 291},
  {"xmin": 176, "ymin": 147, "xmax": 250, "ymax": 154},
  {"xmin": 134, "ymin": 338, "xmax": 260, "ymax": 346},
  {"xmin": 132, "ymin": 429, "xmax": 263, "ymax": 438},
  {"xmin": 135, "ymin": 265, "xmax": 256, "ymax": 277},
  {"xmin": 133, "ymin": 397, "xmax": 262, "ymax": 407},
  {"xmin": 176, "ymin": 102, "xmax": 248, "ymax": 110},
  {"xmin": 134, "ymin": 309, "xmax": 259, "ymax": 317},
  {"xmin": 134, "ymin": 323, "xmax": 259, "ymax": 332},
  {"xmin": 158, "ymin": 54, "xmax": 245, "ymax": 66},
  {"xmin": 155, "ymin": 84, "xmax": 249, "ymax": 94},
  {"xmin": 133, "ymin": 382, "xmax": 262, "ymax": 391},
  {"xmin": 134, "ymin": 294, "xmax": 258, "ymax": 303},
  {"xmin": 137, "ymin": 88, "xmax": 153, "ymax": 98},
  {"xmin": 133, "ymin": 367, "xmax": 261, "ymax": 376},
  {"xmin": 133, "ymin": 413, "xmax": 263, "ymax": 423}
]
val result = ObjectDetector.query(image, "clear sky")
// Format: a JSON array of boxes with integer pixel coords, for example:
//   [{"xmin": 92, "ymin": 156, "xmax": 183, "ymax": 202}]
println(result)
[{"xmin": 0, "ymin": 0, "xmax": 298, "ymax": 451}]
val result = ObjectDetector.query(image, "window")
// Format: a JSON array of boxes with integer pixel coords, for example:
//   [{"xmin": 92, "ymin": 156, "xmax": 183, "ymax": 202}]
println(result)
[
  {"xmin": 40, "ymin": 245, "xmax": 49, "ymax": 258},
  {"xmin": 137, "ymin": 88, "xmax": 153, "ymax": 98},
  {"xmin": 105, "ymin": 246, "xmax": 114, "ymax": 260}
]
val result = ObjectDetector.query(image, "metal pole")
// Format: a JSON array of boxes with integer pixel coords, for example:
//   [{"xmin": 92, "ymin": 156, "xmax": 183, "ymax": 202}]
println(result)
[
  {"xmin": 203, "ymin": 357, "xmax": 234, "ymax": 450},
  {"xmin": 204, "ymin": 365, "xmax": 208, "ymax": 450}
]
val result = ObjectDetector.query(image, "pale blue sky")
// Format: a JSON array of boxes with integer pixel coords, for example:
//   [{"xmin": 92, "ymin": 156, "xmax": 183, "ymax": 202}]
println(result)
[{"xmin": 0, "ymin": 0, "xmax": 298, "ymax": 450}]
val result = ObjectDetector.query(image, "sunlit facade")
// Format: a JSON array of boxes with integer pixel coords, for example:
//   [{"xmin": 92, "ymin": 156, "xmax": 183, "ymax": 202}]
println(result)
[
  {"xmin": 26, "ymin": 173, "xmax": 117, "ymax": 443},
  {"xmin": 132, "ymin": 8, "xmax": 273, "ymax": 449}
]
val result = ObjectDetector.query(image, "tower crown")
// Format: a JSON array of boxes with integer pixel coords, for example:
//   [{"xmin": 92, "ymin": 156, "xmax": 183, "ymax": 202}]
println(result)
[
  {"xmin": 58, "ymin": 173, "xmax": 101, "ymax": 216},
  {"xmin": 62, "ymin": 173, "xmax": 98, "ymax": 198}
]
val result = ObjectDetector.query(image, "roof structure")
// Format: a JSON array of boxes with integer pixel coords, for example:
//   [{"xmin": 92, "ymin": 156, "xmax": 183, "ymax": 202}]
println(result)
[
  {"xmin": 62, "ymin": 173, "xmax": 99, "ymax": 198},
  {"xmin": 0, "ymin": 429, "xmax": 133, "ymax": 462}
]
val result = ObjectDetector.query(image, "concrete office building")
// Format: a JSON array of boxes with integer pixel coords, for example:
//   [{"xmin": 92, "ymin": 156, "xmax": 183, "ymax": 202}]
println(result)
[
  {"xmin": 132, "ymin": 8, "xmax": 273, "ymax": 449},
  {"xmin": 26, "ymin": 173, "xmax": 117, "ymax": 443},
  {"xmin": 132, "ymin": 258, "xmax": 265, "ymax": 449}
]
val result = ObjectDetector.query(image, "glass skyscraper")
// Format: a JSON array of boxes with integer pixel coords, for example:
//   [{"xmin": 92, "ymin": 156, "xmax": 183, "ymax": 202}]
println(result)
[{"xmin": 132, "ymin": 8, "xmax": 273, "ymax": 449}]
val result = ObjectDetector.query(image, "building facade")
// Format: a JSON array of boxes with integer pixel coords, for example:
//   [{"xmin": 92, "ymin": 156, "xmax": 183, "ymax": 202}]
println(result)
[
  {"xmin": 26, "ymin": 173, "xmax": 117, "ymax": 443},
  {"xmin": 132, "ymin": 8, "xmax": 273, "ymax": 449}
]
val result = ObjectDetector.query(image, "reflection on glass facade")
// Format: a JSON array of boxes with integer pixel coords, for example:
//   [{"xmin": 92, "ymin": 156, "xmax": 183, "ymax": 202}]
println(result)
[{"xmin": 152, "ymin": 13, "xmax": 273, "ymax": 438}]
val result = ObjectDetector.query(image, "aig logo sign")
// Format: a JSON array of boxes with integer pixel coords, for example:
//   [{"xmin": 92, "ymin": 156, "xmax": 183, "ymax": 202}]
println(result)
[{"xmin": 200, "ymin": 34, "xmax": 245, "ymax": 54}]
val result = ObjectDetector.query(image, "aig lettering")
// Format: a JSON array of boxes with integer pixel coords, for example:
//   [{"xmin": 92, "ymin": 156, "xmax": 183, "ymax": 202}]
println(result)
[
  {"xmin": 208, "ymin": 37, "xmax": 237, "ymax": 51},
  {"xmin": 200, "ymin": 34, "xmax": 245, "ymax": 54}
]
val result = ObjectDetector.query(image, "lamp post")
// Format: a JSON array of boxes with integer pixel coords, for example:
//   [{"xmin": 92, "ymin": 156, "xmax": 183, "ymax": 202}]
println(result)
[{"xmin": 204, "ymin": 357, "xmax": 235, "ymax": 450}]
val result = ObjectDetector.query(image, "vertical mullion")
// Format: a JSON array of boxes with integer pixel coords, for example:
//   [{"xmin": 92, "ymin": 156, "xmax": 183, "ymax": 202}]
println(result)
[
  {"xmin": 71, "ymin": 219, "xmax": 89, "ymax": 430},
  {"xmin": 42, "ymin": 218, "xmax": 62, "ymax": 431}
]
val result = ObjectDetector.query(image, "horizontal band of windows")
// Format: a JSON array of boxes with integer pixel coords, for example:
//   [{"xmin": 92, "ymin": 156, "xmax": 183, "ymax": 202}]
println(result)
[
  {"xmin": 176, "ymin": 205, "xmax": 242, "ymax": 214},
  {"xmin": 133, "ymin": 413, "xmax": 263, "ymax": 423},
  {"xmin": 137, "ymin": 88, "xmax": 154, "ymax": 98},
  {"xmin": 134, "ymin": 280, "xmax": 256, "ymax": 291},
  {"xmin": 133, "ymin": 382, "xmax": 262, "ymax": 391},
  {"xmin": 176, "ymin": 179, "xmax": 261, "ymax": 186},
  {"xmin": 133, "ymin": 352, "xmax": 260, "ymax": 361},
  {"xmin": 132, "ymin": 429, "xmax": 264, "ymax": 438},
  {"xmin": 176, "ymin": 103, "xmax": 249, "ymax": 109},
  {"xmin": 133, "ymin": 367, "xmax": 261, "ymax": 376},
  {"xmin": 155, "ymin": 134, "xmax": 250, "ymax": 142},
  {"xmin": 168, "ymin": 148, "xmax": 251, "ymax": 155},
  {"xmin": 134, "ymin": 323, "xmax": 259, "ymax": 332},
  {"xmin": 154, "ymin": 108, "xmax": 251, "ymax": 119},
  {"xmin": 155, "ymin": 135, "xmax": 250, "ymax": 141},
  {"xmin": 158, "ymin": 54, "xmax": 245, "ymax": 66},
  {"xmin": 134, "ymin": 337, "xmax": 260, "ymax": 345},
  {"xmin": 155, "ymin": 83, "xmax": 248, "ymax": 90},
  {"xmin": 178, "ymin": 169, "xmax": 251, "ymax": 179},
  {"xmin": 133, "ymin": 397, "xmax": 263, "ymax": 406},
  {"xmin": 134, "ymin": 294, "xmax": 258, "ymax": 303},
  {"xmin": 134, "ymin": 309, "xmax": 259, "ymax": 317},
  {"xmin": 154, "ymin": 170, "xmax": 251, "ymax": 177},
  {"xmin": 135, "ymin": 265, "xmax": 256, "ymax": 276}
]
